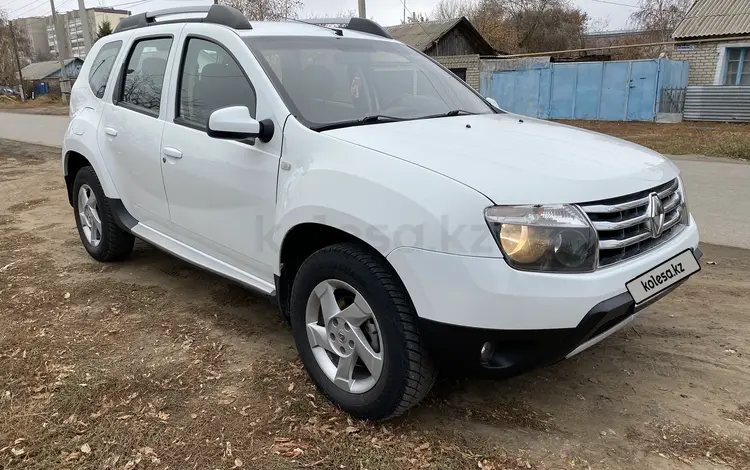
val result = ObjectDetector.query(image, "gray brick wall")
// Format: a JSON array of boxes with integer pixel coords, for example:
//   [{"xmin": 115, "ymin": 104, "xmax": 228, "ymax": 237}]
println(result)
[
  {"xmin": 434, "ymin": 54, "xmax": 481, "ymax": 90},
  {"xmin": 669, "ymin": 41, "xmax": 750, "ymax": 85}
]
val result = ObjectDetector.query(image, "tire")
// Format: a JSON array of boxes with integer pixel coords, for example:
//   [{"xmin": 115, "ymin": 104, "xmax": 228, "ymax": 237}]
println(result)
[
  {"xmin": 72, "ymin": 166, "xmax": 134, "ymax": 262},
  {"xmin": 289, "ymin": 242, "xmax": 436, "ymax": 421}
]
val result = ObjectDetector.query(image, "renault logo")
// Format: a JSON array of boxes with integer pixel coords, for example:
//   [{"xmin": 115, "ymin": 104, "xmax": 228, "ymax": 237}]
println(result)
[{"xmin": 646, "ymin": 192, "xmax": 665, "ymax": 238}]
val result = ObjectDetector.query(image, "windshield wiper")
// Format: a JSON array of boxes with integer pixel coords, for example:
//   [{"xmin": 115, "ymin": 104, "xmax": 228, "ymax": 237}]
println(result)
[
  {"xmin": 315, "ymin": 115, "xmax": 408, "ymax": 132},
  {"xmin": 359, "ymin": 114, "xmax": 409, "ymax": 123},
  {"xmin": 436, "ymin": 109, "xmax": 476, "ymax": 118}
]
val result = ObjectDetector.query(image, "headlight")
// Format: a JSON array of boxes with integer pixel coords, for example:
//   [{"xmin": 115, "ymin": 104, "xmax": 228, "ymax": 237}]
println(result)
[
  {"xmin": 677, "ymin": 176, "xmax": 690, "ymax": 226},
  {"xmin": 484, "ymin": 205, "xmax": 598, "ymax": 273}
]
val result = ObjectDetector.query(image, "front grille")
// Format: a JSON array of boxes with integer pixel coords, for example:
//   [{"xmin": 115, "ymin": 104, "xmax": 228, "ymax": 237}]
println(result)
[{"xmin": 579, "ymin": 178, "xmax": 685, "ymax": 267}]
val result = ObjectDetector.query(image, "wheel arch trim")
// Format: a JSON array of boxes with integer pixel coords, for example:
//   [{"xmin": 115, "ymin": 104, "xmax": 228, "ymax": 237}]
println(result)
[{"xmin": 63, "ymin": 140, "xmax": 120, "ymax": 200}]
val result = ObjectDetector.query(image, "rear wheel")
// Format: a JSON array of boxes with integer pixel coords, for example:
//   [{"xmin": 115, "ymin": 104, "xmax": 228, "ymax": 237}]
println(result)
[
  {"xmin": 289, "ymin": 243, "xmax": 436, "ymax": 421},
  {"xmin": 73, "ymin": 166, "xmax": 134, "ymax": 262}
]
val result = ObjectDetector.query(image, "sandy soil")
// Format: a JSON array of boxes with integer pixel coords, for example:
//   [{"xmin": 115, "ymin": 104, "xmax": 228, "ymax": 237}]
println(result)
[{"xmin": 1, "ymin": 140, "xmax": 748, "ymax": 469}]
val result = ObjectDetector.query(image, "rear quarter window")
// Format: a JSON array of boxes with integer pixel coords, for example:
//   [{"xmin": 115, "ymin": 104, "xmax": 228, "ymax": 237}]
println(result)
[{"xmin": 88, "ymin": 41, "xmax": 123, "ymax": 99}]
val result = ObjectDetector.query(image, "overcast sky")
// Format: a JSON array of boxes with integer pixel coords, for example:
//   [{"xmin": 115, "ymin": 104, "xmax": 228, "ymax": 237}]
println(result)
[{"xmin": 6, "ymin": 0, "xmax": 638, "ymax": 30}]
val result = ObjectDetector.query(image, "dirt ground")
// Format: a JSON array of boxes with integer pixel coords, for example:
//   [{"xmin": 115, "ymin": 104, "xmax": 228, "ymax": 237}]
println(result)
[
  {"xmin": 558, "ymin": 121, "xmax": 750, "ymax": 161},
  {"xmin": 1, "ymin": 140, "xmax": 748, "ymax": 470}
]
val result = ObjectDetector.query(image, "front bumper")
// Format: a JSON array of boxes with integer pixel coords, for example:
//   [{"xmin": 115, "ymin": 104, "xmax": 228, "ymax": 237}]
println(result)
[
  {"xmin": 386, "ymin": 217, "xmax": 699, "ymax": 331},
  {"xmin": 419, "ymin": 248, "xmax": 701, "ymax": 377}
]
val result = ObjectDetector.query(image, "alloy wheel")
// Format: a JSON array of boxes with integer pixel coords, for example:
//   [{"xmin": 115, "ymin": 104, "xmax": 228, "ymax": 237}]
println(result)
[
  {"xmin": 78, "ymin": 184, "xmax": 102, "ymax": 247},
  {"xmin": 305, "ymin": 279, "xmax": 384, "ymax": 394}
]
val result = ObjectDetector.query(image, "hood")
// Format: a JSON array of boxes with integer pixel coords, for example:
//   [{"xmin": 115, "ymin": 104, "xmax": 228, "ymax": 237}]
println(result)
[{"xmin": 324, "ymin": 114, "xmax": 679, "ymax": 205}]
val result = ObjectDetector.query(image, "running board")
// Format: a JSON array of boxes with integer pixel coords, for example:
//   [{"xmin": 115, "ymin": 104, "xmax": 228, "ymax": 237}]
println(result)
[{"xmin": 131, "ymin": 223, "xmax": 276, "ymax": 297}]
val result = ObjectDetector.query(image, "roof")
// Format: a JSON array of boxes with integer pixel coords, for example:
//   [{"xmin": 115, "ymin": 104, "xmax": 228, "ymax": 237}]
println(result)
[
  {"xmin": 385, "ymin": 17, "xmax": 495, "ymax": 54},
  {"xmin": 90, "ymin": 7, "xmax": 130, "ymax": 15},
  {"xmin": 672, "ymin": 0, "xmax": 750, "ymax": 39},
  {"xmin": 21, "ymin": 58, "xmax": 81, "ymax": 80}
]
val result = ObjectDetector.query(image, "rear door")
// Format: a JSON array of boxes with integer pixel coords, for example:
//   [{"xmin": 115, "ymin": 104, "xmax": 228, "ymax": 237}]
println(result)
[
  {"xmin": 98, "ymin": 26, "xmax": 183, "ymax": 224},
  {"xmin": 159, "ymin": 24, "xmax": 284, "ymax": 278}
]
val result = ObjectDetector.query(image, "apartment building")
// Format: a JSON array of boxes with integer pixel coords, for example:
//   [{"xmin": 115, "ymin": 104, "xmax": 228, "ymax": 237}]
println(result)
[{"xmin": 18, "ymin": 7, "xmax": 129, "ymax": 60}]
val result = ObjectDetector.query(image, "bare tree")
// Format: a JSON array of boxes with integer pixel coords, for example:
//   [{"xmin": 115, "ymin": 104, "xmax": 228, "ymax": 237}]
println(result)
[
  {"xmin": 433, "ymin": 0, "xmax": 588, "ymax": 54},
  {"xmin": 0, "ymin": 10, "xmax": 33, "ymax": 88},
  {"xmin": 219, "ymin": 0, "xmax": 304, "ymax": 21},
  {"xmin": 403, "ymin": 12, "xmax": 430, "ymax": 24},
  {"xmin": 433, "ymin": 0, "xmax": 472, "ymax": 20},
  {"xmin": 629, "ymin": 0, "xmax": 692, "ymax": 42}
]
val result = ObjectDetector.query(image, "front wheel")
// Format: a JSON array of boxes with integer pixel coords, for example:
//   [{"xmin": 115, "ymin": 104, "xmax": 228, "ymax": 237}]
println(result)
[{"xmin": 289, "ymin": 243, "xmax": 436, "ymax": 421}]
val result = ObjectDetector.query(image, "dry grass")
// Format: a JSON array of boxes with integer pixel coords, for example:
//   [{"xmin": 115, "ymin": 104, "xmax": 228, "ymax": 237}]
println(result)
[
  {"xmin": 626, "ymin": 422, "xmax": 750, "ymax": 468},
  {"xmin": 722, "ymin": 403, "xmax": 750, "ymax": 427},
  {"xmin": 0, "ymin": 94, "xmax": 68, "ymax": 115},
  {"xmin": 559, "ymin": 120, "xmax": 750, "ymax": 160}
]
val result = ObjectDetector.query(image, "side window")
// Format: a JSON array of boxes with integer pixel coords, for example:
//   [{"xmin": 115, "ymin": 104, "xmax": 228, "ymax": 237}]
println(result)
[
  {"xmin": 88, "ymin": 40, "xmax": 122, "ymax": 99},
  {"xmin": 119, "ymin": 37, "xmax": 173, "ymax": 114},
  {"xmin": 177, "ymin": 38, "xmax": 256, "ymax": 127}
]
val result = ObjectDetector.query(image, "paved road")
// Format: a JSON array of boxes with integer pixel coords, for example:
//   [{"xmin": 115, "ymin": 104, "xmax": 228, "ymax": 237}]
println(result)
[
  {"xmin": 0, "ymin": 112, "xmax": 70, "ymax": 147},
  {"xmin": 0, "ymin": 112, "xmax": 747, "ymax": 249}
]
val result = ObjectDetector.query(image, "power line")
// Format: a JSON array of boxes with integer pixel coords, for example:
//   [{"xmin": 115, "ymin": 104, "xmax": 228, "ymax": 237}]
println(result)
[
  {"xmin": 396, "ymin": 0, "xmax": 436, "ymax": 45},
  {"xmin": 9, "ymin": 0, "xmax": 51, "ymax": 17},
  {"xmin": 591, "ymin": 0, "xmax": 639, "ymax": 8}
]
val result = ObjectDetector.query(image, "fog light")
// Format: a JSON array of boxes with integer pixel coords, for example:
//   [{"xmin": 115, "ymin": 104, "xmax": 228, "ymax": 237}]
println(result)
[{"xmin": 480, "ymin": 342, "xmax": 495, "ymax": 363}]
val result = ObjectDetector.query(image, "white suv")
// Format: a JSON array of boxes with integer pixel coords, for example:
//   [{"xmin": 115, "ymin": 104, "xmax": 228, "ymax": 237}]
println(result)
[{"xmin": 63, "ymin": 5, "xmax": 701, "ymax": 421}]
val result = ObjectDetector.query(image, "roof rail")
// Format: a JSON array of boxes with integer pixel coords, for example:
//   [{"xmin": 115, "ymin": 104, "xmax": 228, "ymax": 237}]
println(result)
[
  {"xmin": 113, "ymin": 4, "xmax": 251, "ymax": 33},
  {"xmin": 299, "ymin": 17, "xmax": 392, "ymax": 39}
]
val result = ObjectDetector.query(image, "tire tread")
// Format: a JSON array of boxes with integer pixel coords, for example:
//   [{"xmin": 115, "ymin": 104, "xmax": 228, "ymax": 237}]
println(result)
[
  {"xmin": 74, "ymin": 167, "xmax": 134, "ymax": 262},
  {"xmin": 311, "ymin": 243, "xmax": 437, "ymax": 420}
]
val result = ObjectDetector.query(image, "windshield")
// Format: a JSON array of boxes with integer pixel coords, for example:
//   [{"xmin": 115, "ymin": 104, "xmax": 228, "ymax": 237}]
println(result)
[{"xmin": 245, "ymin": 36, "xmax": 495, "ymax": 130}]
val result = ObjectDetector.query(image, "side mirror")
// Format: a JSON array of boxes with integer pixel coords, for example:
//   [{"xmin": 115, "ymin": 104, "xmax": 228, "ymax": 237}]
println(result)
[
  {"xmin": 207, "ymin": 106, "xmax": 274, "ymax": 143},
  {"xmin": 485, "ymin": 97, "xmax": 500, "ymax": 109}
]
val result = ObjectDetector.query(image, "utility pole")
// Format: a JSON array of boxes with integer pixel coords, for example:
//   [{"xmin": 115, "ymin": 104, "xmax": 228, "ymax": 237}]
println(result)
[
  {"xmin": 403, "ymin": 1, "xmax": 406, "ymax": 23},
  {"xmin": 49, "ymin": 0, "xmax": 69, "ymax": 105},
  {"xmin": 9, "ymin": 21, "xmax": 26, "ymax": 102},
  {"xmin": 77, "ymin": 0, "xmax": 93, "ymax": 55},
  {"xmin": 357, "ymin": 0, "xmax": 366, "ymax": 18}
]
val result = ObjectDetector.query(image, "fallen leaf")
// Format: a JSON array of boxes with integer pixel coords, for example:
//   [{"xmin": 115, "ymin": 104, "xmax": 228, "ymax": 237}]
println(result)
[
  {"xmin": 190, "ymin": 413, "xmax": 198, "ymax": 419},
  {"xmin": 288, "ymin": 383, "xmax": 295, "ymax": 392},
  {"xmin": 66, "ymin": 452, "xmax": 81, "ymax": 461},
  {"xmin": 64, "ymin": 292, "xmax": 71, "ymax": 299},
  {"xmin": 415, "ymin": 442, "xmax": 430, "ymax": 452},
  {"xmin": 157, "ymin": 411, "xmax": 169, "ymax": 421},
  {"xmin": 344, "ymin": 426, "xmax": 359, "ymax": 434},
  {"xmin": 116, "ymin": 414, "xmax": 132, "ymax": 420},
  {"xmin": 11, "ymin": 447, "xmax": 25, "ymax": 456},
  {"xmin": 80, "ymin": 443, "xmax": 91, "ymax": 454},
  {"xmin": 13, "ymin": 438, "xmax": 25, "ymax": 445},
  {"xmin": 233, "ymin": 458, "xmax": 244, "ymax": 468}
]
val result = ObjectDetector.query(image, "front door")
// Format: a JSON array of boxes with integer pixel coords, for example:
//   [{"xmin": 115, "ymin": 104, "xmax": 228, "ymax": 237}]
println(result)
[
  {"xmin": 160, "ymin": 26, "xmax": 282, "ymax": 279},
  {"xmin": 98, "ymin": 32, "xmax": 181, "ymax": 223}
]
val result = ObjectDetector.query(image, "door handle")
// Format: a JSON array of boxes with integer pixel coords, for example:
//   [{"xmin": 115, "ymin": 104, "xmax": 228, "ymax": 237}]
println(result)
[
  {"xmin": 163, "ymin": 147, "xmax": 183, "ymax": 159},
  {"xmin": 104, "ymin": 127, "xmax": 118, "ymax": 137}
]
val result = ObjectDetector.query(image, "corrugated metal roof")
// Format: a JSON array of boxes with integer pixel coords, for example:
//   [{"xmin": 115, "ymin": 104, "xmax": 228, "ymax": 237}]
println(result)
[
  {"xmin": 20, "ymin": 59, "xmax": 80, "ymax": 80},
  {"xmin": 673, "ymin": 0, "xmax": 750, "ymax": 39},
  {"xmin": 385, "ymin": 18, "xmax": 462, "ymax": 51}
]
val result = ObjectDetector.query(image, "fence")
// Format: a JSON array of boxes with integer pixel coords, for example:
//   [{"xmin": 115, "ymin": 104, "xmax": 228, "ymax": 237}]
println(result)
[
  {"xmin": 683, "ymin": 86, "xmax": 750, "ymax": 122},
  {"xmin": 659, "ymin": 88, "xmax": 687, "ymax": 114},
  {"xmin": 480, "ymin": 58, "xmax": 689, "ymax": 121}
]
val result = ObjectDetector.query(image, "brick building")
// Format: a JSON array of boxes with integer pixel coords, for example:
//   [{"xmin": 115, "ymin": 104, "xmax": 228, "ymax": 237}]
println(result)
[
  {"xmin": 671, "ymin": 0, "xmax": 750, "ymax": 85},
  {"xmin": 386, "ymin": 17, "xmax": 496, "ymax": 90}
]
